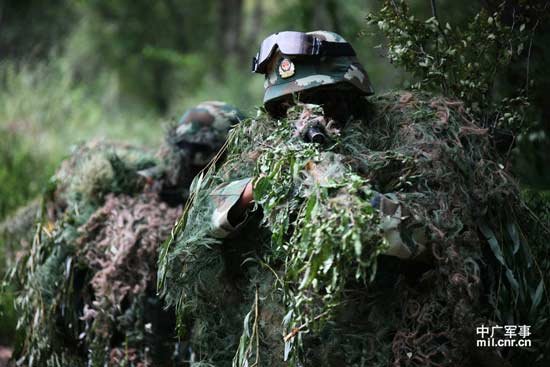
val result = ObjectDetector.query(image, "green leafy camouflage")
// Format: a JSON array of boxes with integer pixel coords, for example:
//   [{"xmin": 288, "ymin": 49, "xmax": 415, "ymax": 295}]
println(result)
[
  {"xmin": 11, "ymin": 99, "xmax": 244, "ymax": 366},
  {"xmin": 9, "ymin": 114, "xmax": 212, "ymax": 366},
  {"xmin": 11, "ymin": 140, "xmax": 187, "ymax": 367},
  {"xmin": 158, "ymin": 91, "xmax": 549, "ymax": 367}
]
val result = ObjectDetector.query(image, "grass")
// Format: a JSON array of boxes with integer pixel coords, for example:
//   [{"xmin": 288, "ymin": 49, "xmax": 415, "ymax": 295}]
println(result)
[{"xmin": 0, "ymin": 59, "xmax": 163, "ymax": 161}]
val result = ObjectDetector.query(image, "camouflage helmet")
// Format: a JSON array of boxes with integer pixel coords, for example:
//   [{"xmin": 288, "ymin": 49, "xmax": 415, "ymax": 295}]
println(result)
[
  {"xmin": 175, "ymin": 101, "xmax": 245, "ymax": 164},
  {"xmin": 260, "ymin": 31, "xmax": 374, "ymax": 111}
]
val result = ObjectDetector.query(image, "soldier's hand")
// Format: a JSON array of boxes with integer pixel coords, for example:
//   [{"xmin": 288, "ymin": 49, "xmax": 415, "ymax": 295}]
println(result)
[
  {"xmin": 240, "ymin": 181, "xmax": 254, "ymax": 208},
  {"xmin": 228, "ymin": 181, "xmax": 254, "ymax": 226}
]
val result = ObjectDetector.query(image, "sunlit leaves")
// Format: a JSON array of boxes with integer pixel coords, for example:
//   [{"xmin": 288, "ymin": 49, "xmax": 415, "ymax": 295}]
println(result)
[{"xmin": 366, "ymin": 0, "xmax": 532, "ymax": 128}]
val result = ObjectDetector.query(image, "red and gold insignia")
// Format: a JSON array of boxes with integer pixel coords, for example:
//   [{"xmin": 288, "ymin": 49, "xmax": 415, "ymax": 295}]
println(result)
[{"xmin": 278, "ymin": 58, "xmax": 295, "ymax": 79}]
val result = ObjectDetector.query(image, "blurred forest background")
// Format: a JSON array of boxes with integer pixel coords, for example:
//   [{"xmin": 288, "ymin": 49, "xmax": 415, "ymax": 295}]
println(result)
[{"xmin": 0, "ymin": 0, "xmax": 548, "ymax": 348}]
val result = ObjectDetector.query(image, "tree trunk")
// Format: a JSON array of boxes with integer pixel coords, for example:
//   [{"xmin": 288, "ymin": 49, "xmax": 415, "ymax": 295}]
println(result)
[
  {"xmin": 218, "ymin": 0, "xmax": 243, "ymax": 79},
  {"xmin": 243, "ymin": 0, "xmax": 264, "ymax": 64},
  {"xmin": 326, "ymin": 0, "xmax": 341, "ymax": 34}
]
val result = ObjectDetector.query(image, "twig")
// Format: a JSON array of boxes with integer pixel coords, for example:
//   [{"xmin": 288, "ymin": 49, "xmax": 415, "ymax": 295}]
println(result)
[
  {"xmin": 390, "ymin": 0, "xmax": 400, "ymax": 14},
  {"xmin": 525, "ymin": 19, "xmax": 540, "ymax": 95},
  {"xmin": 249, "ymin": 285, "xmax": 260, "ymax": 367},
  {"xmin": 427, "ymin": 0, "xmax": 451, "ymax": 92},
  {"xmin": 522, "ymin": 201, "xmax": 550, "ymax": 236},
  {"xmin": 259, "ymin": 260, "xmax": 284, "ymax": 288},
  {"xmin": 254, "ymin": 285, "xmax": 260, "ymax": 367},
  {"xmin": 525, "ymin": 1, "xmax": 550, "ymax": 94},
  {"xmin": 283, "ymin": 309, "xmax": 331, "ymax": 342},
  {"xmin": 430, "ymin": 0, "xmax": 438, "ymax": 19}
]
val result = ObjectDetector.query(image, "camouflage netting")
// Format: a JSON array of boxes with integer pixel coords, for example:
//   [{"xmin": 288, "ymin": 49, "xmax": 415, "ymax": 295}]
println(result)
[
  {"xmin": 13, "ymin": 140, "xmax": 185, "ymax": 367},
  {"xmin": 158, "ymin": 91, "xmax": 550, "ymax": 367}
]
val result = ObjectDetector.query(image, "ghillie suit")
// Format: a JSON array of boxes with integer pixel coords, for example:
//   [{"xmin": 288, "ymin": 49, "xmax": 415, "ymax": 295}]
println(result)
[
  {"xmin": 158, "ymin": 92, "xmax": 550, "ymax": 367},
  {"xmin": 13, "ymin": 102, "xmax": 245, "ymax": 367},
  {"xmin": 12, "ymin": 140, "xmax": 184, "ymax": 367}
]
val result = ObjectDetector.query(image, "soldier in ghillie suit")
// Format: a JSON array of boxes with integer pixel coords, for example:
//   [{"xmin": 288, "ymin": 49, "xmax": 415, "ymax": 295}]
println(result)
[
  {"xmin": 209, "ymin": 31, "xmax": 416, "ymax": 260},
  {"xmin": 158, "ymin": 31, "xmax": 549, "ymax": 367},
  {"xmin": 12, "ymin": 101, "xmax": 244, "ymax": 367}
]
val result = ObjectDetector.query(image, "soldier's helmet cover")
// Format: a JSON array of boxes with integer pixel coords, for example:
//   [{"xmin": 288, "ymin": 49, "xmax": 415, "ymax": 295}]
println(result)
[
  {"xmin": 174, "ymin": 101, "xmax": 245, "ymax": 165},
  {"xmin": 259, "ymin": 31, "xmax": 374, "ymax": 111}
]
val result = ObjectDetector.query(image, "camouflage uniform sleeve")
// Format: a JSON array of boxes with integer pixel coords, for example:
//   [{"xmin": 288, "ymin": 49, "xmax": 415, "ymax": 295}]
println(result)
[
  {"xmin": 371, "ymin": 193, "xmax": 427, "ymax": 260},
  {"xmin": 209, "ymin": 177, "xmax": 252, "ymax": 238}
]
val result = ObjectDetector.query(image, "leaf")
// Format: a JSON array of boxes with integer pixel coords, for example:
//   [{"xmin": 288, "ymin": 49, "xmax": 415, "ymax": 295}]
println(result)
[
  {"xmin": 282, "ymin": 309, "xmax": 294, "ymax": 328},
  {"xmin": 242, "ymin": 309, "xmax": 252, "ymax": 337},
  {"xmin": 284, "ymin": 340, "xmax": 293, "ymax": 361},
  {"xmin": 253, "ymin": 176, "xmax": 270, "ymax": 199},
  {"xmin": 64, "ymin": 256, "xmax": 72, "ymax": 281},
  {"xmin": 479, "ymin": 223, "xmax": 505, "ymax": 266},
  {"xmin": 354, "ymin": 235, "xmax": 362, "ymax": 257},
  {"xmin": 517, "ymin": 43, "xmax": 524, "ymax": 55},
  {"xmin": 322, "ymin": 253, "xmax": 334, "ymax": 274},
  {"xmin": 298, "ymin": 266, "xmax": 312, "ymax": 290},
  {"xmin": 505, "ymin": 268, "xmax": 520, "ymax": 295},
  {"xmin": 507, "ymin": 222, "xmax": 521, "ymax": 255},
  {"xmin": 530, "ymin": 280, "xmax": 544, "ymax": 313},
  {"xmin": 303, "ymin": 195, "xmax": 317, "ymax": 218}
]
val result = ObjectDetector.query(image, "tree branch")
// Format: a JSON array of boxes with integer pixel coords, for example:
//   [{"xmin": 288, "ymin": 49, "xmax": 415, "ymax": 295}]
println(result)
[{"xmin": 430, "ymin": 0, "xmax": 438, "ymax": 19}]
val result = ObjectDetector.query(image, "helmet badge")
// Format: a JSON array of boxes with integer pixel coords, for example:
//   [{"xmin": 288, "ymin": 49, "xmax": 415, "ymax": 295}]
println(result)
[{"xmin": 278, "ymin": 58, "xmax": 295, "ymax": 79}]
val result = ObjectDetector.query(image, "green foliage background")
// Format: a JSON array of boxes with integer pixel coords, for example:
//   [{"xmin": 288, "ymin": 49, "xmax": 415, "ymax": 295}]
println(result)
[{"xmin": 0, "ymin": 0, "xmax": 549, "ymax": 350}]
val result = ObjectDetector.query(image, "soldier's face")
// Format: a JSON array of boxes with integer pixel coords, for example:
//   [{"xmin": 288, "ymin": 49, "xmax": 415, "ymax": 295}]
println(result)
[{"xmin": 297, "ymin": 90, "xmax": 355, "ymax": 123}]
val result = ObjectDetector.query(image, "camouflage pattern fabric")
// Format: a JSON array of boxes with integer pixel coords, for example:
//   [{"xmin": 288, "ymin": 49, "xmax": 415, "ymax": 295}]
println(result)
[
  {"xmin": 175, "ymin": 101, "xmax": 245, "ymax": 165},
  {"xmin": 262, "ymin": 31, "xmax": 374, "ymax": 108},
  {"xmin": 371, "ymin": 193, "xmax": 427, "ymax": 259},
  {"xmin": 209, "ymin": 177, "xmax": 252, "ymax": 238}
]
